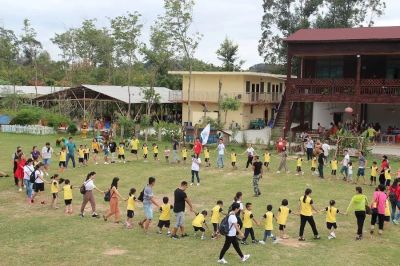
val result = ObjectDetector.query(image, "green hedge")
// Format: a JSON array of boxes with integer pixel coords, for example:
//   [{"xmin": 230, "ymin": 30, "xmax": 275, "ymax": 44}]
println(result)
[{"xmin": 10, "ymin": 107, "xmax": 71, "ymax": 129}]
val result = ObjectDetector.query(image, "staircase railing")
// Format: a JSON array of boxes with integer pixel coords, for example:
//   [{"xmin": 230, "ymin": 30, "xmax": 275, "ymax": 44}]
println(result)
[{"xmin": 271, "ymin": 89, "xmax": 287, "ymax": 128}]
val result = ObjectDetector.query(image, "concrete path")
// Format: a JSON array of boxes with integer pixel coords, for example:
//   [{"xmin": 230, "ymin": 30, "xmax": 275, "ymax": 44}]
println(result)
[{"xmin": 371, "ymin": 144, "xmax": 400, "ymax": 157}]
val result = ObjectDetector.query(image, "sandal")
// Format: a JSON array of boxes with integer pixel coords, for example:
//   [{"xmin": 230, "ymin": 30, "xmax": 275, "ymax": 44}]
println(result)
[{"xmin": 298, "ymin": 237, "xmax": 306, "ymax": 241}]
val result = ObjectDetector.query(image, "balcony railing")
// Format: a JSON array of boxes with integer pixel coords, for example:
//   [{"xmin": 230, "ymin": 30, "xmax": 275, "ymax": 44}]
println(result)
[{"xmin": 169, "ymin": 90, "xmax": 283, "ymax": 104}]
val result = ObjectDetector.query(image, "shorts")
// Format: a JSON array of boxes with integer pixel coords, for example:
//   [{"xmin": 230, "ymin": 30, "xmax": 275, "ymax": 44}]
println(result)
[
  {"xmin": 43, "ymin": 158, "xmax": 51, "ymax": 165},
  {"xmin": 279, "ymin": 224, "xmax": 286, "ymax": 231},
  {"xmin": 84, "ymin": 154, "xmax": 89, "ymax": 161},
  {"xmin": 144, "ymin": 154, "xmax": 148, "ymax": 159},
  {"xmin": 357, "ymin": 168, "xmax": 365, "ymax": 177},
  {"xmin": 79, "ymin": 158, "xmax": 84, "ymax": 163},
  {"xmin": 370, "ymin": 175, "xmax": 377, "ymax": 181},
  {"xmin": 183, "ymin": 157, "xmax": 187, "ymax": 161},
  {"xmin": 385, "ymin": 216, "xmax": 390, "ymax": 222},
  {"xmin": 296, "ymin": 166, "xmax": 302, "ymax": 172},
  {"xmin": 175, "ymin": 211, "xmax": 185, "ymax": 228},
  {"xmin": 64, "ymin": 199, "xmax": 72, "ymax": 205},
  {"xmin": 127, "ymin": 210, "xmax": 135, "ymax": 218},
  {"xmin": 311, "ymin": 167, "xmax": 316, "ymax": 171},
  {"xmin": 264, "ymin": 162, "xmax": 269, "ymax": 167},
  {"xmin": 205, "ymin": 158, "xmax": 209, "ymax": 162},
  {"xmin": 232, "ymin": 162, "xmax": 236, "ymax": 166},
  {"xmin": 154, "ymin": 153, "xmax": 158, "ymax": 158},
  {"xmin": 158, "ymin": 220, "xmax": 170, "ymax": 228},
  {"xmin": 118, "ymin": 155, "xmax": 125, "ymax": 160},
  {"xmin": 212, "ymin": 223, "xmax": 219, "ymax": 232},
  {"xmin": 165, "ymin": 156, "xmax": 169, "ymax": 160},
  {"xmin": 59, "ymin": 161, "xmax": 66, "ymax": 168},
  {"xmin": 143, "ymin": 204, "xmax": 153, "ymax": 220},
  {"xmin": 104, "ymin": 150, "xmax": 110, "ymax": 156},
  {"xmin": 326, "ymin": 222, "xmax": 337, "ymax": 229},
  {"xmin": 94, "ymin": 149, "xmax": 99, "ymax": 154},
  {"xmin": 193, "ymin": 226, "xmax": 205, "ymax": 232},
  {"xmin": 131, "ymin": 149, "xmax": 138, "ymax": 154},
  {"xmin": 33, "ymin": 183, "xmax": 44, "ymax": 192},
  {"xmin": 52, "ymin": 193, "xmax": 58, "ymax": 199}
]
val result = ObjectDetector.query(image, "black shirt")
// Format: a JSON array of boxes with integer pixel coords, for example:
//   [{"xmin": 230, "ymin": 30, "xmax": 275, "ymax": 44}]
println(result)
[
  {"xmin": 173, "ymin": 141, "xmax": 179, "ymax": 151},
  {"xmin": 253, "ymin": 161, "xmax": 262, "ymax": 175},
  {"xmin": 173, "ymin": 188, "xmax": 187, "ymax": 213},
  {"xmin": 109, "ymin": 142, "xmax": 117, "ymax": 152},
  {"xmin": 318, "ymin": 153, "xmax": 324, "ymax": 165}
]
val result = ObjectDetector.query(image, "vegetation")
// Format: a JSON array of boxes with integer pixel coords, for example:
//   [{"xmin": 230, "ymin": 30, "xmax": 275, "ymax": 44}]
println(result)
[
  {"xmin": 216, "ymin": 37, "xmax": 244, "ymax": 71},
  {"xmin": 220, "ymin": 96, "xmax": 240, "ymax": 125},
  {"xmin": 10, "ymin": 107, "xmax": 70, "ymax": 128}
]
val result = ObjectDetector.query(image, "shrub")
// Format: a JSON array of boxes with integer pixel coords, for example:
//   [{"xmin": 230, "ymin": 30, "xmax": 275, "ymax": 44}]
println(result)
[
  {"xmin": 155, "ymin": 121, "xmax": 181, "ymax": 141},
  {"xmin": 10, "ymin": 107, "xmax": 71, "ymax": 129},
  {"xmin": 67, "ymin": 124, "xmax": 78, "ymax": 135}
]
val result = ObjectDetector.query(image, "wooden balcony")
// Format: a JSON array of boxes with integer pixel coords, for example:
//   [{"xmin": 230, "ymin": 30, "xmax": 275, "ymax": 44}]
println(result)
[
  {"xmin": 169, "ymin": 90, "xmax": 282, "ymax": 104},
  {"xmin": 286, "ymin": 78, "xmax": 400, "ymax": 103}
]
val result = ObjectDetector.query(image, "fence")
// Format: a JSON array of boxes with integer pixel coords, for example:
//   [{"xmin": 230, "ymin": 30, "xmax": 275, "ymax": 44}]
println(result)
[{"xmin": 0, "ymin": 125, "xmax": 55, "ymax": 135}]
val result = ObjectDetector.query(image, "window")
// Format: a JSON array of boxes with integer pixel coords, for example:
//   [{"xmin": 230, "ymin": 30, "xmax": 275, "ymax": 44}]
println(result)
[
  {"xmin": 279, "ymin": 83, "xmax": 283, "ymax": 93},
  {"xmin": 316, "ymin": 58, "xmax": 343, "ymax": 78},
  {"xmin": 250, "ymin": 105, "xmax": 253, "ymax": 114},
  {"xmin": 256, "ymin": 84, "xmax": 260, "ymax": 92},
  {"xmin": 251, "ymin": 83, "xmax": 255, "ymax": 93},
  {"xmin": 260, "ymin": 82, "xmax": 265, "ymax": 93},
  {"xmin": 267, "ymin": 82, "xmax": 271, "ymax": 93},
  {"xmin": 245, "ymin": 81, "xmax": 250, "ymax": 94},
  {"xmin": 272, "ymin": 84, "xmax": 275, "ymax": 93}
]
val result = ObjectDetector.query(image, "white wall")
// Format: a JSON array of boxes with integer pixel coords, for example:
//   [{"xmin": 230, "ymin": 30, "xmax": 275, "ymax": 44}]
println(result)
[
  {"xmin": 366, "ymin": 104, "xmax": 400, "ymax": 130},
  {"xmin": 312, "ymin": 102, "xmax": 353, "ymax": 129}
]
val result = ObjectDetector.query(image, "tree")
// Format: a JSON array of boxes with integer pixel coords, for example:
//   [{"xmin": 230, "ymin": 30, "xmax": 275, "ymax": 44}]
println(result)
[
  {"xmin": 20, "ymin": 19, "xmax": 42, "ymax": 97},
  {"xmin": 141, "ymin": 86, "xmax": 161, "ymax": 142},
  {"xmin": 0, "ymin": 27, "xmax": 19, "ymax": 85},
  {"xmin": 111, "ymin": 12, "xmax": 143, "ymax": 118},
  {"xmin": 161, "ymin": 0, "xmax": 202, "ymax": 123},
  {"xmin": 216, "ymin": 37, "xmax": 244, "ymax": 71},
  {"xmin": 220, "ymin": 96, "xmax": 240, "ymax": 125}
]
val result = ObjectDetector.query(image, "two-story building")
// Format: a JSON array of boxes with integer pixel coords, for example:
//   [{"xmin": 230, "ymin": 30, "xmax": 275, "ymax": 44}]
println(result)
[
  {"xmin": 283, "ymin": 26, "xmax": 400, "ymax": 134},
  {"xmin": 168, "ymin": 71, "xmax": 287, "ymax": 129}
]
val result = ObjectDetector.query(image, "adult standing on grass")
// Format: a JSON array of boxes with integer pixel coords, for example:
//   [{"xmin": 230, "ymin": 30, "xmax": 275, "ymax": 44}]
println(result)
[
  {"xmin": 171, "ymin": 181, "xmax": 194, "ymax": 239},
  {"xmin": 217, "ymin": 202, "xmax": 250, "ymax": 264},
  {"xmin": 193, "ymin": 137, "xmax": 202, "ymax": 158},
  {"xmin": 14, "ymin": 152, "xmax": 26, "ymax": 192},
  {"xmin": 252, "ymin": 156, "xmax": 262, "ymax": 197},
  {"xmin": 41, "ymin": 142, "xmax": 53, "ymax": 172},
  {"xmin": 321, "ymin": 141, "xmax": 330, "ymax": 163},
  {"xmin": 31, "ymin": 163, "xmax": 50, "ymax": 204},
  {"xmin": 23, "ymin": 158, "xmax": 34, "ymax": 203},
  {"xmin": 66, "ymin": 137, "xmax": 76, "ymax": 168},
  {"xmin": 317, "ymin": 149, "xmax": 324, "ymax": 179},
  {"xmin": 243, "ymin": 144, "xmax": 256, "ymax": 169},
  {"xmin": 103, "ymin": 177, "xmax": 126, "ymax": 223},
  {"xmin": 129, "ymin": 135, "xmax": 140, "ymax": 160},
  {"xmin": 234, "ymin": 192, "xmax": 244, "ymax": 229},
  {"xmin": 355, "ymin": 151, "xmax": 367, "ymax": 184},
  {"xmin": 276, "ymin": 145, "xmax": 288, "ymax": 174},
  {"xmin": 12, "ymin": 146, "xmax": 22, "ymax": 186},
  {"xmin": 216, "ymin": 139, "xmax": 225, "ymax": 168},
  {"xmin": 388, "ymin": 178, "xmax": 400, "ymax": 224},
  {"xmin": 80, "ymin": 171, "xmax": 104, "ymax": 218},
  {"xmin": 190, "ymin": 155, "xmax": 201, "ymax": 186},
  {"xmin": 340, "ymin": 150, "xmax": 350, "ymax": 181},
  {"xmin": 346, "ymin": 186, "xmax": 369, "ymax": 240},
  {"xmin": 306, "ymin": 137, "xmax": 314, "ymax": 161},
  {"xmin": 370, "ymin": 184, "xmax": 387, "ymax": 235},
  {"xmin": 140, "ymin": 177, "xmax": 160, "ymax": 234},
  {"xmin": 298, "ymin": 188, "xmax": 320, "ymax": 241},
  {"xmin": 172, "ymin": 138, "xmax": 180, "ymax": 163}
]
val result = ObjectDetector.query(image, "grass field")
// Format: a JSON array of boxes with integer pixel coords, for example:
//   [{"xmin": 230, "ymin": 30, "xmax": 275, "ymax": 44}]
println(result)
[{"xmin": 0, "ymin": 133, "xmax": 398, "ymax": 266}]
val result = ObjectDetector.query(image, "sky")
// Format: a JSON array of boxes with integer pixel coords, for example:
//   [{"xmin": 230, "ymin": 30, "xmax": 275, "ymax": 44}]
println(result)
[{"xmin": 0, "ymin": 0, "xmax": 399, "ymax": 69}]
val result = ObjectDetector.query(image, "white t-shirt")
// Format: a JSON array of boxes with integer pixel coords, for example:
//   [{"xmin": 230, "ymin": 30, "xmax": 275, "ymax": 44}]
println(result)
[
  {"xmin": 84, "ymin": 179, "xmax": 96, "ymax": 191},
  {"xmin": 343, "ymin": 154, "xmax": 350, "ymax": 166},
  {"xmin": 228, "ymin": 214, "xmax": 238, "ymax": 236},
  {"xmin": 217, "ymin": 143, "xmax": 225, "ymax": 155},
  {"xmin": 41, "ymin": 146, "xmax": 53, "ymax": 159},
  {"xmin": 34, "ymin": 170, "xmax": 44, "ymax": 184},
  {"xmin": 246, "ymin": 147, "xmax": 255, "ymax": 156},
  {"xmin": 191, "ymin": 158, "xmax": 200, "ymax": 171},
  {"xmin": 23, "ymin": 165, "xmax": 34, "ymax": 180},
  {"xmin": 235, "ymin": 200, "xmax": 244, "ymax": 211},
  {"xmin": 348, "ymin": 165, "xmax": 353, "ymax": 175},
  {"xmin": 322, "ymin": 143, "xmax": 330, "ymax": 156}
]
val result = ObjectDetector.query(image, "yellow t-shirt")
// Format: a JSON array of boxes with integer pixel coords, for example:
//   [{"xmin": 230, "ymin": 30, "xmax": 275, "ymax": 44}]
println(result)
[
  {"xmin": 297, "ymin": 158, "xmax": 302, "ymax": 167},
  {"xmin": 300, "ymin": 196, "xmax": 313, "ymax": 216},
  {"xmin": 159, "ymin": 204, "xmax": 172, "ymax": 221},
  {"xmin": 63, "ymin": 184, "xmax": 73, "ymax": 200},
  {"xmin": 325, "ymin": 206, "xmax": 339, "ymax": 223},
  {"xmin": 264, "ymin": 211, "xmax": 274, "ymax": 230},
  {"xmin": 385, "ymin": 169, "xmax": 391, "ymax": 180},
  {"xmin": 204, "ymin": 149, "xmax": 210, "ymax": 159},
  {"xmin": 211, "ymin": 205, "xmax": 223, "ymax": 224},
  {"xmin": 385, "ymin": 200, "xmax": 391, "ymax": 217},
  {"xmin": 127, "ymin": 195, "xmax": 135, "ymax": 211},
  {"xmin": 78, "ymin": 148, "xmax": 85, "ymax": 159},
  {"xmin": 242, "ymin": 209, "xmax": 254, "ymax": 229},
  {"xmin": 84, "ymin": 148, "xmax": 89, "ymax": 154},
  {"xmin": 277, "ymin": 206, "xmax": 291, "ymax": 225},
  {"xmin": 91, "ymin": 142, "xmax": 100, "ymax": 151},
  {"xmin": 311, "ymin": 158, "xmax": 317, "ymax": 168},
  {"xmin": 371, "ymin": 166, "xmax": 378, "ymax": 177},
  {"xmin": 118, "ymin": 146, "xmax": 125, "ymax": 155},
  {"xmin": 51, "ymin": 180, "xmax": 59, "ymax": 193},
  {"xmin": 231, "ymin": 153, "xmax": 237, "ymax": 163},
  {"xmin": 192, "ymin": 213, "xmax": 206, "ymax": 227},
  {"xmin": 331, "ymin": 160, "xmax": 338, "ymax": 170},
  {"xmin": 143, "ymin": 146, "xmax": 148, "ymax": 155},
  {"xmin": 130, "ymin": 139, "xmax": 140, "ymax": 150},
  {"xmin": 59, "ymin": 151, "xmax": 66, "ymax": 162},
  {"xmin": 181, "ymin": 149, "xmax": 187, "ymax": 158},
  {"xmin": 153, "ymin": 145, "xmax": 159, "ymax": 154},
  {"xmin": 264, "ymin": 153, "xmax": 271, "ymax": 163}
]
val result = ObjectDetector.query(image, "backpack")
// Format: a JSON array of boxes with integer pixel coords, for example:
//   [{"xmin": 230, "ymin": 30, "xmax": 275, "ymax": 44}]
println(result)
[
  {"xmin": 104, "ymin": 189, "xmax": 111, "ymax": 202},
  {"xmin": 219, "ymin": 214, "xmax": 234, "ymax": 236},
  {"xmin": 137, "ymin": 188, "xmax": 145, "ymax": 202},
  {"xmin": 29, "ymin": 170, "xmax": 37, "ymax": 183},
  {"xmin": 80, "ymin": 180, "xmax": 88, "ymax": 195}
]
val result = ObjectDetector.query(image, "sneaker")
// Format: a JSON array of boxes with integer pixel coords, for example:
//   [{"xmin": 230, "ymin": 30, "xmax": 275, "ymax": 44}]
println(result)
[
  {"xmin": 217, "ymin": 258, "xmax": 228, "ymax": 264},
  {"xmin": 197, "ymin": 183, "xmax": 200, "ymax": 186},
  {"xmin": 157, "ymin": 231, "xmax": 162, "ymax": 235},
  {"xmin": 104, "ymin": 162, "xmax": 109, "ymax": 165},
  {"xmin": 201, "ymin": 236, "xmax": 206, "ymax": 240},
  {"xmin": 95, "ymin": 162, "xmax": 98, "ymax": 165},
  {"xmin": 276, "ymin": 171, "xmax": 281, "ymax": 174},
  {"xmin": 272, "ymin": 239, "xmax": 278, "ymax": 244},
  {"xmin": 251, "ymin": 240, "xmax": 258, "ymax": 244},
  {"xmin": 167, "ymin": 231, "xmax": 171, "ymax": 235},
  {"xmin": 393, "ymin": 219, "xmax": 399, "ymax": 225},
  {"xmin": 181, "ymin": 233, "xmax": 188, "ymax": 238},
  {"xmin": 171, "ymin": 235, "xmax": 179, "ymax": 240},
  {"xmin": 241, "ymin": 254, "xmax": 250, "ymax": 262},
  {"xmin": 92, "ymin": 213, "xmax": 100, "ymax": 218},
  {"xmin": 190, "ymin": 183, "xmax": 193, "ymax": 186},
  {"xmin": 258, "ymin": 240, "xmax": 266, "ymax": 244},
  {"xmin": 79, "ymin": 213, "xmax": 84, "ymax": 218},
  {"xmin": 41, "ymin": 201, "xmax": 46, "ymax": 205},
  {"xmin": 328, "ymin": 235, "xmax": 333, "ymax": 240},
  {"xmin": 314, "ymin": 235, "xmax": 320, "ymax": 240},
  {"xmin": 18, "ymin": 188, "xmax": 22, "ymax": 192},
  {"xmin": 355, "ymin": 235, "xmax": 362, "ymax": 240},
  {"xmin": 298, "ymin": 237, "xmax": 306, "ymax": 241},
  {"xmin": 241, "ymin": 241, "xmax": 249, "ymax": 245}
]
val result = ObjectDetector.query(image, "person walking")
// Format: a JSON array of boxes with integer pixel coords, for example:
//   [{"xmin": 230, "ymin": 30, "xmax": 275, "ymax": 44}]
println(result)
[
  {"xmin": 193, "ymin": 138, "xmax": 202, "ymax": 158},
  {"xmin": 276, "ymin": 146, "xmax": 288, "ymax": 174},
  {"xmin": 321, "ymin": 141, "xmax": 330, "ymax": 164},
  {"xmin": 306, "ymin": 137, "xmax": 314, "ymax": 161},
  {"xmin": 66, "ymin": 137, "xmax": 76, "ymax": 168},
  {"xmin": 346, "ymin": 186, "xmax": 369, "ymax": 240},
  {"xmin": 23, "ymin": 158, "xmax": 35, "ymax": 203},
  {"xmin": 79, "ymin": 171, "xmax": 105, "ymax": 218},
  {"xmin": 41, "ymin": 142, "xmax": 53, "ymax": 172},
  {"xmin": 139, "ymin": 177, "xmax": 160, "ymax": 234},
  {"xmin": 31, "ymin": 163, "xmax": 50, "ymax": 204},
  {"xmin": 172, "ymin": 138, "xmax": 180, "ymax": 163},
  {"xmin": 340, "ymin": 150, "xmax": 350, "ymax": 181},
  {"xmin": 217, "ymin": 202, "xmax": 250, "ymax": 264},
  {"xmin": 243, "ymin": 144, "xmax": 255, "ymax": 169},
  {"xmin": 379, "ymin": 155, "xmax": 389, "ymax": 186},
  {"xmin": 103, "ymin": 177, "xmax": 126, "ymax": 223},
  {"xmin": 298, "ymin": 188, "xmax": 320, "ymax": 241},
  {"xmin": 190, "ymin": 155, "xmax": 201, "ymax": 186},
  {"xmin": 252, "ymin": 156, "xmax": 262, "ymax": 197},
  {"xmin": 317, "ymin": 149, "xmax": 324, "ymax": 179},
  {"xmin": 171, "ymin": 181, "xmax": 194, "ymax": 239},
  {"xmin": 216, "ymin": 139, "xmax": 225, "ymax": 168},
  {"xmin": 370, "ymin": 184, "xmax": 387, "ymax": 235},
  {"xmin": 389, "ymin": 179, "xmax": 400, "ymax": 224}
]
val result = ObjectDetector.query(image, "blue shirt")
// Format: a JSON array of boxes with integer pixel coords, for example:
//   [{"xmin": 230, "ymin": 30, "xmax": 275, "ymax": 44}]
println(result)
[{"xmin": 66, "ymin": 142, "xmax": 76, "ymax": 155}]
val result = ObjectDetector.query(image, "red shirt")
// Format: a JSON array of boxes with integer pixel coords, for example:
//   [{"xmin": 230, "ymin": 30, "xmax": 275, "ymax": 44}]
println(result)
[
  {"xmin": 381, "ymin": 160, "xmax": 389, "ymax": 172},
  {"xmin": 14, "ymin": 159, "xmax": 26, "ymax": 179},
  {"xmin": 194, "ymin": 140, "xmax": 202, "ymax": 155}
]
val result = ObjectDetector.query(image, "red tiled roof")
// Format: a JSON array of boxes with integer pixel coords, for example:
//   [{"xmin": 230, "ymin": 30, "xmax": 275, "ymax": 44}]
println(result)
[{"xmin": 285, "ymin": 26, "xmax": 400, "ymax": 43}]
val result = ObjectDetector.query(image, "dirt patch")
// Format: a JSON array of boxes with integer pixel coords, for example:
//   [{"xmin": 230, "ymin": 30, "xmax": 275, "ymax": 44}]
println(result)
[
  {"xmin": 103, "ymin": 248, "xmax": 128, "ymax": 256},
  {"xmin": 278, "ymin": 238, "xmax": 314, "ymax": 248}
]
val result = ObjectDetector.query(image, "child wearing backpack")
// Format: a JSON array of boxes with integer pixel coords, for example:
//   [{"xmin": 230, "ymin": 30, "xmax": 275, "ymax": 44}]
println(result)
[
  {"xmin": 241, "ymin": 202, "xmax": 260, "ymax": 245},
  {"xmin": 63, "ymin": 179, "xmax": 73, "ymax": 214},
  {"xmin": 126, "ymin": 188, "xmax": 136, "ymax": 229},
  {"xmin": 259, "ymin": 205, "xmax": 277, "ymax": 244},
  {"xmin": 192, "ymin": 210, "xmax": 209, "ymax": 240},
  {"xmin": 277, "ymin": 199, "xmax": 292, "ymax": 239},
  {"xmin": 158, "ymin": 196, "xmax": 173, "ymax": 235},
  {"xmin": 211, "ymin": 200, "xmax": 224, "ymax": 239}
]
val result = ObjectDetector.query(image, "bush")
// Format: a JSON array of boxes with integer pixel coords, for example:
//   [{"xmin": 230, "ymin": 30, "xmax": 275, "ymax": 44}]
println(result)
[
  {"xmin": 67, "ymin": 124, "xmax": 78, "ymax": 135},
  {"xmin": 10, "ymin": 107, "xmax": 71, "ymax": 129},
  {"xmin": 155, "ymin": 121, "xmax": 181, "ymax": 141}
]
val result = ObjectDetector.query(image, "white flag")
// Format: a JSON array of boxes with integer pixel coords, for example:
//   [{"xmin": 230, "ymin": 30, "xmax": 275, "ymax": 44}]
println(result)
[{"xmin": 200, "ymin": 124, "xmax": 211, "ymax": 145}]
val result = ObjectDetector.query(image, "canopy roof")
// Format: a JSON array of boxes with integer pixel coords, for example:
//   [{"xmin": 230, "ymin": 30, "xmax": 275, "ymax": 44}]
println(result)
[{"xmin": 0, "ymin": 85, "xmax": 66, "ymax": 98}]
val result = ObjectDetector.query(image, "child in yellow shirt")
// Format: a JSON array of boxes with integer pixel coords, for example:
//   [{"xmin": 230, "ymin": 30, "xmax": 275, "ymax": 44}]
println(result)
[
  {"xmin": 143, "ymin": 144, "xmax": 148, "ymax": 161},
  {"xmin": 126, "ymin": 188, "xmax": 136, "ymax": 229},
  {"xmin": 370, "ymin": 161, "xmax": 378, "ymax": 186},
  {"xmin": 296, "ymin": 157, "xmax": 304, "ymax": 175},
  {"xmin": 277, "ymin": 199, "xmax": 292, "ymax": 239},
  {"xmin": 259, "ymin": 205, "xmax": 277, "ymax": 244},
  {"xmin": 385, "ymin": 168, "xmax": 392, "ymax": 186},
  {"xmin": 63, "ymin": 179, "xmax": 73, "ymax": 214},
  {"xmin": 263, "ymin": 150, "xmax": 271, "ymax": 169},
  {"xmin": 204, "ymin": 147, "xmax": 210, "ymax": 167},
  {"xmin": 321, "ymin": 200, "xmax": 342, "ymax": 239},
  {"xmin": 59, "ymin": 147, "xmax": 67, "ymax": 173},
  {"xmin": 158, "ymin": 197, "xmax": 173, "ymax": 235},
  {"xmin": 211, "ymin": 200, "xmax": 224, "ymax": 239},
  {"xmin": 231, "ymin": 149, "xmax": 237, "ymax": 169},
  {"xmin": 241, "ymin": 202, "xmax": 260, "ymax": 244},
  {"xmin": 181, "ymin": 146, "xmax": 188, "ymax": 164},
  {"xmin": 311, "ymin": 156, "xmax": 317, "ymax": 175},
  {"xmin": 50, "ymin": 174, "xmax": 62, "ymax": 209},
  {"xmin": 192, "ymin": 210, "xmax": 208, "ymax": 240},
  {"xmin": 78, "ymin": 145, "xmax": 85, "ymax": 167},
  {"xmin": 118, "ymin": 142, "xmax": 126, "ymax": 163},
  {"xmin": 330, "ymin": 157, "xmax": 338, "ymax": 177},
  {"xmin": 152, "ymin": 143, "xmax": 159, "ymax": 161}
]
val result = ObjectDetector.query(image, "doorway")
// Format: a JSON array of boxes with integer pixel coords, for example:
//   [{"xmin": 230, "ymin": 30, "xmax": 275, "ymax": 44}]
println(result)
[
  {"xmin": 333, "ymin": 112, "xmax": 343, "ymax": 125},
  {"xmin": 264, "ymin": 108, "xmax": 269, "ymax": 124}
]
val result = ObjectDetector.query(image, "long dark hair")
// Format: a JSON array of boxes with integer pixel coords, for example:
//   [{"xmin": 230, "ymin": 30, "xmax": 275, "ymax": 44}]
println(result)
[
  {"xmin": 234, "ymin": 192, "xmax": 243, "ymax": 202},
  {"xmin": 86, "ymin": 171, "xmax": 96, "ymax": 181},
  {"xmin": 392, "ymin": 178, "xmax": 399, "ymax": 189},
  {"xmin": 110, "ymin": 177, "xmax": 120, "ymax": 189},
  {"xmin": 34, "ymin": 162, "xmax": 44, "ymax": 171},
  {"xmin": 303, "ymin": 188, "xmax": 312, "ymax": 203}
]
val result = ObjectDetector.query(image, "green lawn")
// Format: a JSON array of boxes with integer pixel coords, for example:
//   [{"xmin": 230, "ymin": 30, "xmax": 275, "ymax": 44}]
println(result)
[{"xmin": 0, "ymin": 133, "xmax": 398, "ymax": 266}]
